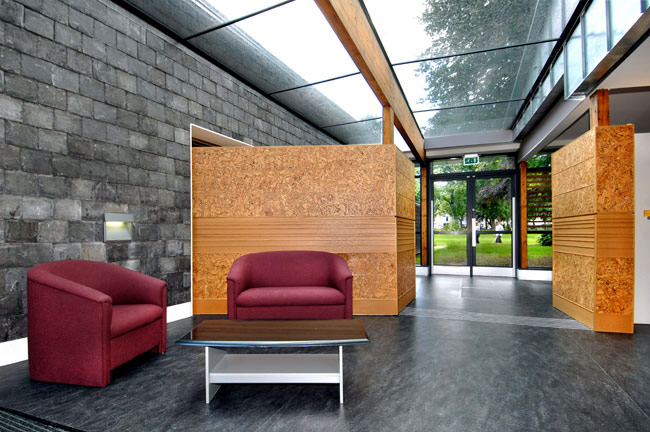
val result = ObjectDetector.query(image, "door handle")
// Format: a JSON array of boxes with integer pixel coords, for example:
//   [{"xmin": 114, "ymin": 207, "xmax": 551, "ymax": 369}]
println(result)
[{"xmin": 471, "ymin": 217, "xmax": 476, "ymax": 247}]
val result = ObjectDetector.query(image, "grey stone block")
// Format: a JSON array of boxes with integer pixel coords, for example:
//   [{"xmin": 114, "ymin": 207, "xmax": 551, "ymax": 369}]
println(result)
[
  {"xmin": 126, "ymin": 55, "xmax": 148, "ymax": 79},
  {"xmin": 0, "ymin": 145, "xmax": 20, "ymax": 171},
  {"xmin": 165, "ymin": 74, "xmax": 181, "ymax": 94},
  {"xmin": 116, "ymin": 183, "xmax": 139, "ymax": 204},
  {"xmin": 69, "ymin": 220, "xmax": 95, "ymax": 241},
  {"xmin": 158, "ymin": 257, "xmax": 175, "ymax": 274},
  {"xmin": 24, "ymin": 9, "xmax": 54, "ymax": 39},
  {"xmin": 5, "ymin": 25, "xmax": 37, "ymax": 57},
  {"xmin": 117, "ymin": 108, "xmax": 138, "ymax": 129},
  {"xmin": 21, "ymin": 54, "xmax": 53, "ymax": 84},
  {"xmin": 37, "ymin": 83, "xmax": 66, "ymax": 109},
  {"xmin": 106, "ymin": 242, "xmax": 128, "ymax": 261},
  {"xmin": 158, "ymin": 156, "xmax": 175, "ymax": 174},
  {"xmin": 137, "ymin": 78, "xmax": 157, "ymax": 101},
  {"xmin": 128, "ymin": 131, "xmax": 148, "ymax": 150},
  {"xmin": 93, "ymin": 101, "xmax": 117, "ymax": 123},
  {"xmin": 145, "ymin": 30, "xmax": 164, "ymax": 52},
  {"xmin": 20, "ymin": 147, "xmax": 52, "ymax": 174},
  {"xmin": 159, "ymin": 208, "xmax": 180, "ymax": 224},
  {"xmin": 0, "ymin": 194, "xmax": 21, "ymax": 219},
  {"xmin": 116, "ymin": 32, "xmax": 137, "ymax": 57},
  {"xmin": 147, "ymin": 68, "xmax": 165, "ymax": 88},
  {"xmin": 54, "ymin": 22, "xmax": 82, "ymax": 50},
  {"xmin": 66, "ymin": 50, "xmax": 92, "ymax": 75},
  {"xmin": 67, "ymin": 93, "xmax": 93, "ymax": 116},
  {"xmin": 90, "ymin": 181, "xmax": 116, "ymax": 201},
  {"xmin": 116, "ymin": 70, "xmax": 137, "ymax": 93},
  {"xmin": 93, "ymin": 60, "xmax": 116, "ymax": 86},
  {"xmin": 23, "ymin": 103, "xmax": 53, "ymax": 128},
  {"xmin": 37, "ymin": 174, "xmax": 70, "ymax": 198},
  {"xmin": 37, "ymin": 39, "xmax": 67, "ymax": 67},
  {"xmin": 135, "ymin": 223, "xmax": 158, "ymax": 241},
  {"xmin": 155, "ymin": 54, "xmax": 173, "ymax": 75},
  {"xmin": 2, "ymin": 267, "xmax": 27, "ymax": 315},
  {"xmin": 82, "ymin": 35, "xmax": 106, "ymax": 60},
  {"xmin": 105, "ymin": 163, "xmax": 128, "ymax": 183},
  {"xmin": 147, "ymin": 171, "xmax": 166, "ymax": 188},
  {"xmin": 79, "ymin": 159, "xmax": 106, "ymax": 180},
  {"xmin": 0, "ymin": 46, "xmax": 21, "ymax": 74},
  {"xmin": 0, "ymin": 94, "xmax": 23, "ymax": 122},
  {"xmin": 79, "ymin": 75, "xmax": 105, "ymax": 101},
  {"xmin": 5, "ymin": 74, "xmax": 38, "ymax": 102},
  {"xmin": 0, "ymin": 0, "xmax": 24, "ymax": 26},
  {"xmin": 55, "ymin": 198, "xmax": 81, "ymax": 221},
  {"xmin": 106, "ymin": 125, "xmax": 129, "ymax": 146},
  {"xmin": 94, "ymin": 142, "xmax": 120, "ymax": 164},
  {"xmin": 6, "ymin": 220, "xmax": 37, "ymax": 242},
  {"xmin": 22, "ymin": 197, "xmax": 53, "ymax": 220},
  {"xmin": 105, "ymin": 46, "xmax": 128, "ymax": 71},
  {"xmin": 81, "ymin": 117, "xmax": 107, "ymax": 141},
  {"xmin": 53, "ymin": 242, "xmax": 82, "ymax": 260},
  {"xmin": 52, "ymin": 154, "xmax": 80, "ymax": 178},
  {"xmin": 68, "ymin": 135, "xmax": 96, "ymax": 159},
  {"xmin": 52, "ymin": 65, "xmax": 79, "ymax": 92},
  {"xmin": 81, "ymin": 242, "xmax": 105, "ymax": 261},
  {"xmin": 40, "ymin": 0, "xmax": 68, "ymax": 25},
  {"xmin": 138, "ymin": 116, "xmax": 157, "ymax": 136},
  {"xmin": 68, "ymin": 7, "xmax": 93, "ymax": 36},
  {"xmin": 71, "ymin": 178, "xmax": 94, "ymax": 199},
  {"xmin": 38, "ymin": 220, "xmax": 67, "ymax": 242},
  {"xmin": 54, "ymin": 109, "xmax": 82, "ymax": 135},
  {"xmin": 94, "ymin": 21, "xmax": 116, "ymax": 47},
  {"xmin": 117, "ymin": 146, "xmax": 139, "ymax": 166},
  {"xmin": 174, "ymin": 127, "xmax": 189, "ymax": 145},
  {"xmin": 167, "ymin": 142, "xmax": 188, "ymax": 161},
  {"xmin": 126, "ymin": 93, "xmax": 146, "ymax": 113},
  {"xmin": 38, "ymin": 129, "xmax": 67, "ymax": 154},
  {"xmin": 138, "ymin": 43, "xmax": 155, "ymax": 66},
  {"xmin": 174, "ymin": 160, "xmax": 189, "ymax": 177},
  {"xmin": 105, "ymin": 86, "xmax": 127, "ymax": 109},
  {"xmin": 145, "ymin": 101, "xmax": 164, "ymax": 123},
  {"xmin": 157, "ymin": 122, "xmax": 174, "ymax": 141},
  {"xmin": 127, "ymin": 242, "xmax": 148, "ymax": 259}
]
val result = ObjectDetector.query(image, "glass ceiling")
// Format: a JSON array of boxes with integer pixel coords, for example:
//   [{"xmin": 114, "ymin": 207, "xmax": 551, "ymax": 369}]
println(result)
[{"xmin": 123, "ymin": 0, "xmax": 582, "ymax": 148}]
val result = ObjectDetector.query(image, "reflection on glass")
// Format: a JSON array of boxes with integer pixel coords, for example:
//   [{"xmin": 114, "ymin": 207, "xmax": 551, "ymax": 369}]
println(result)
[
  {"xmin": 415, "ymin": 102, "xmax": 523, "ymax": 139},
  {"xmin": 584, "ymin": 0, "xmax": 608, "ymax": 72},
  {"xmin": 564, "ymin": 0, "xmax": 582, "ymax": 25},
  {"xmin": 321, "ymin": 120, "xmax": 381, "ymax": 144},
  {"xmin": 475, "ymin": 178, "xmax": 512, "ymax": 267},
  {"xmin": 551, "ymin": 50, "xmax": 565, "ymax": 85},
  {"xmin": 433, "ymin": 180, "xmax": 467, "ymax": 265},
  {"xmin": 608, "ymin": 0, "xmax": 642, "ymax": 48},
  {"xmin": 415, "ymin": 172, "xmax": 422, "ymax": 265},
  {"xmin": 431, "ymin": 155, "xmax": 516, "ymax": 174},
  {"xmin": 565, "ymin": 24, "xmax": 583, "ymax": 94}
]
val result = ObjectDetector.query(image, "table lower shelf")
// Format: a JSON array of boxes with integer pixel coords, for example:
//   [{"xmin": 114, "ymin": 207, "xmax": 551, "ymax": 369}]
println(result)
[
  {"xmin": 209, "ymin": 353, "xmax": 340, "ymax": 384},
  {"xmin": 204, "ymin": 347, "xmax": 345, "ymax": 404}
]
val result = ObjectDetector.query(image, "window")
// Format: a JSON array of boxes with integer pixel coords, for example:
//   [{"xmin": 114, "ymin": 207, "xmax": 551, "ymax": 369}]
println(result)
[{"xmin": 525, "ymin": 153, "xmax": 552, "ymax": 268}]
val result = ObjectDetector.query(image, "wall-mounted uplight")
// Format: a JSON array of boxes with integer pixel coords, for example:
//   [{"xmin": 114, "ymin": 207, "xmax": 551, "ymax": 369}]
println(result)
[{"xmin": 104, "ymin": 213, "xmax": 134, "ymax": 241}]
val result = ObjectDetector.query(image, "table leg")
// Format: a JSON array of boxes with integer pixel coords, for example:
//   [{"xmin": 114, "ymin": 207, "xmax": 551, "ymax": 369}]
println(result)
[
  {"xmin": 206, "ymin": 347, "xmax": 225, "ymax": 404},
  {"xmin": 338, "ymin": 345, "xmax": 343, "ymax": 404}
]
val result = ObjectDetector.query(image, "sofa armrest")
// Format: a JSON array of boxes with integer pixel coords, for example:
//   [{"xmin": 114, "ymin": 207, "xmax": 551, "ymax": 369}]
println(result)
[
  {"xmin": 27, "ymin": 274, "xmax": 113, "ymax": 387},
  {"xmin": 330, "ymin": 258, "xmax": 353, "ymax": 319},
  {"xmin": 227, "ymin": 258, "xmax": 250, "ymax": 319}
]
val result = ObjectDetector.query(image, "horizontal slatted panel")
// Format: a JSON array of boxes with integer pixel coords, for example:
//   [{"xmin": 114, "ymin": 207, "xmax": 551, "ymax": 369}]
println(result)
[
  {"xmin": 553, "ymin": 215, "xmax": 595, "ymax": 256},
  {"xmin": 527, "ymin": 170, "xmax": 552, "ymax": 230},
  {"xmin": 194, "ymin": 216, "xmax": 397, "ymax": 253},
  {"xmin": 396, "ymin": 217, "xmax": 415, "ymax": 252}
]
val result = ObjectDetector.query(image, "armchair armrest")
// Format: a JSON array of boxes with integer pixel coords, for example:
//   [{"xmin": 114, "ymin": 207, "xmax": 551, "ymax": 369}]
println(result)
[
  {"xmin": 330, "ymin": 257, "xmax": 353, "ymax": 319},
  {"xmin": 27, "ymin": 271, "xmax": 113, "ymax": 387},
  {"xmin": 98, "ymin": 265, "xmax": 166, "ymax": 307},
  {"xmin": 227, "ymin": 257, "xmax": 250, "ymax": 319}
]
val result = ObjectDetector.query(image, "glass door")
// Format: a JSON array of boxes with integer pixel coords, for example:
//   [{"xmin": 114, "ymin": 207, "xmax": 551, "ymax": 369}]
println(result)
[
  {"xmin": 432, "ymin": 175, "xmax": 515, "ymax": 276},
  {"xmin": 472, "ymin": 177, "xmax": 514, "ymax": 275}
]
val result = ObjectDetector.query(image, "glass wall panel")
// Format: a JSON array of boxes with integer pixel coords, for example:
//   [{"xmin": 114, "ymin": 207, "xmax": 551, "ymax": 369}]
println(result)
[
  {"xmin": 433, "ymin": 180, "xmax": 467, "ymax": 265},
  {"xmin": 565, "ymin": 24, "xmax": 583, "ymax": 94},
  {"xmin": 431, "ymin": 155, "xmax": 516, "ymax": 175},
  {"xmin": 415, "ymin": 102, "xmax": 523, "ymax": 138},
  {"xmin": 273, "ymin": 74, "xmax": 381, "ymax": 129},
  {"xmin": 608, "ymin": 0, "xmax": 643, "ymax": 47},
  {"xmin": 564, "ymin": 0, "xmax": 582, "ymax": 24},
  {"xmin": 475, "ymin": 178, "xmax": 513, "ymax": 267},
  {"xmin": 321, "ymin": 120, "xmax": 381, "ymax": 144},
  {"xmin": 415, "ymin": 165, "xmax": 422, "ymax": 265},
  {"xmin": 192, "ymin": 0, "xmax": 358, "ymax": 94},
  {"xmin": 584, "ymin": 0, "xmax": 608, "ymax": 72}
]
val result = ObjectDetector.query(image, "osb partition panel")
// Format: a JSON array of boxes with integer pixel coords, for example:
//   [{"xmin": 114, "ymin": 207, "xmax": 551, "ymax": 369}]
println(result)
[
  {"xmin": 595, "ymin": 126, "xmax": 635, "ymax": 213},
  {"xmin": 193, "ymin": 145, "xmax": 397, "ymax": 217},
  {"xmin": 553, "ymin": 252, "xmax": 595, "ymax": 311},
  {"xmin": 192, "ymin": 145, "xmax": 414, "ymax": 314},
  {"xmin": 552, "ymin": 125, "xmax": 635, "ymax": 333}
]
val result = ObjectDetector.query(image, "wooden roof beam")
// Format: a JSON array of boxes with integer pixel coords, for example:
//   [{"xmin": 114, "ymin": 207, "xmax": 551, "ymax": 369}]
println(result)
[{"xmin": 315, "ymin": 0, "xmax": 426, "ymax": 164}]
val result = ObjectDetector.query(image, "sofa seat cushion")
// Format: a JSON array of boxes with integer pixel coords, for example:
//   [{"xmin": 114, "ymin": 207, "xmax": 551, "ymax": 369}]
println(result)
[
  {"xmin": 111, "ymin": 304, "xmax": 163, "ymax": 338},
  {"xmin": 237, "ymin": 286, "xmax": 345, "ymax": 307}
]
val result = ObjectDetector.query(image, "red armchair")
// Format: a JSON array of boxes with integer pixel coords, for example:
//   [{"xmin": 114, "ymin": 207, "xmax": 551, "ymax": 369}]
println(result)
[
  {"xmin": 227, "ymin": 250, "xmax": 353, "ymax": 320},
  {"xmin": 27, "ymin": 260, "xmax": 167, "ymax": 387}
]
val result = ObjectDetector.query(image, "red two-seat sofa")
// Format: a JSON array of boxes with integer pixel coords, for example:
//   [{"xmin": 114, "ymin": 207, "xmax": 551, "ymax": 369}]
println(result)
[
  {"xmin": 27, "ymin": 260, "xmax": 167, "ymax": 387},
  {"xmin": 227, "ymin": 250, "xmax": 353, "ymax": 320}
]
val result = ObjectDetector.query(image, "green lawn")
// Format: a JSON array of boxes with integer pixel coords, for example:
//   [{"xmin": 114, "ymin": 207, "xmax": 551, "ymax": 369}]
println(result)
[{"xmin": 432, "ymin": 233, "xmax": 552, "ymax": 268}]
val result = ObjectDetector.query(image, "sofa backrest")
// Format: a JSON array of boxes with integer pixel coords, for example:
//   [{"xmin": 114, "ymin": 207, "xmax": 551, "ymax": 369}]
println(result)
[{"xmin": 236, "ymin": 251, "xmax": 343, "ymax": 288}]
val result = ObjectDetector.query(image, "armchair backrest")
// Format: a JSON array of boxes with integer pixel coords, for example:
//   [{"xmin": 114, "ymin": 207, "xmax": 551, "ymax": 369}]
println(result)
[
  {"xmin": 234, "ymin": 251, "xmax": 343, "ymax": 288},
  {"xmin": 29, "ymin": 260, "xmax": 143, "ymax": 305}
]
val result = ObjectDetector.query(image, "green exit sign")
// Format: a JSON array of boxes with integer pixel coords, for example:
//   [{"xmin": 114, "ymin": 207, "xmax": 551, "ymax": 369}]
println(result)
[{"xmin": 464, "ymin": 154, "xmax": 480, "ymax": 165}]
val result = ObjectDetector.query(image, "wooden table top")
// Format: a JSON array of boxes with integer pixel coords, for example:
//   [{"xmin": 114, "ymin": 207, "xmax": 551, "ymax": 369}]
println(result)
[{"xmin": 176, "ymin": 319, "xmax": 370, "ymax": 348}]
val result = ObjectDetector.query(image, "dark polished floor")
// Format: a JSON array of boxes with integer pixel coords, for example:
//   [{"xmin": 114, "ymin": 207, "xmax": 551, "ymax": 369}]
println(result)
[{"xmin": 1, "ymin": 275, "xmax": 650, "ymax": 431}]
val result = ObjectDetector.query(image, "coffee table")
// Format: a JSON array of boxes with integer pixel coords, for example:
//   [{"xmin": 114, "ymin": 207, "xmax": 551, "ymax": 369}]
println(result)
[{"xmin": 176, "ymin": 319, "xmax": 369, "ymax": 404}]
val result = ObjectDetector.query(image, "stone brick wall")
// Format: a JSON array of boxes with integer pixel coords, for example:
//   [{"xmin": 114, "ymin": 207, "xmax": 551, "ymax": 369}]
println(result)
[{"xmin": 0, "ymin": 0, "xmax": 338, "ymax": 342}]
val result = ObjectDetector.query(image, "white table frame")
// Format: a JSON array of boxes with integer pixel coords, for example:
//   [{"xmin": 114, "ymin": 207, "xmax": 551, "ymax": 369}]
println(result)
[{"xmin": 204, "ymin": 345, "xmax": 345, "ymax": 404}]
